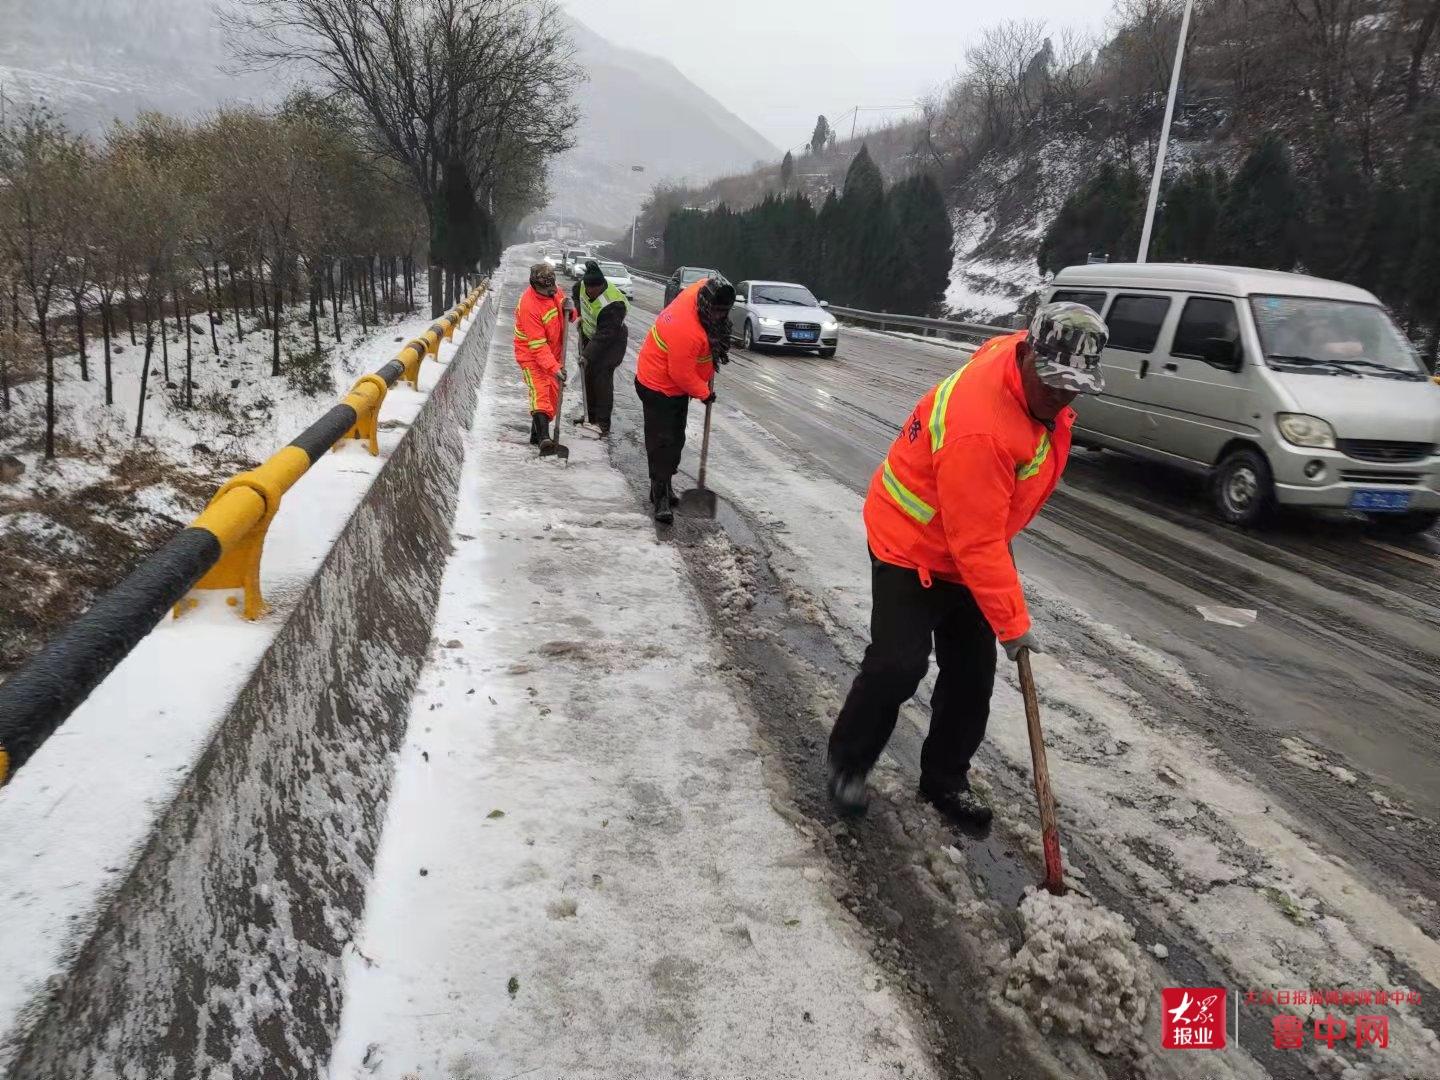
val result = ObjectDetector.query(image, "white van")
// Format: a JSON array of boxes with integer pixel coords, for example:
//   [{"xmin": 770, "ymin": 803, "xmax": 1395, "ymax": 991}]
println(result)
[{"xmin": 1045, "ymin": 264, "xmax": 1440, "ymax": 533}]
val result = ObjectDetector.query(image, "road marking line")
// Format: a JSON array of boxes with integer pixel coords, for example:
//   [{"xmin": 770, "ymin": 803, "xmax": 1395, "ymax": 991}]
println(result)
[{"xmin": 1362, "ymin": 538, "xmax": 1440, "ymax": 569}]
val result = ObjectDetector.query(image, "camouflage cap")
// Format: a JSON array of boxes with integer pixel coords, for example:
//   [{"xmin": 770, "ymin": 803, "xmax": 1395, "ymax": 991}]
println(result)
[
  {"xmin": 1028, "ymin": 301, "xmax": 1108, "ymax": 393},
  {"xmin": 530, "ymin": 262, "xmax": 557, "ymax": 293}
]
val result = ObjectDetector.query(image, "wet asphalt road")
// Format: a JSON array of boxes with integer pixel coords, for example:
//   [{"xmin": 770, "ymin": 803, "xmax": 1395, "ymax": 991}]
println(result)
[{"xmin": 626, "ymin": 276, "xmax": 1440, "ymax": 919}]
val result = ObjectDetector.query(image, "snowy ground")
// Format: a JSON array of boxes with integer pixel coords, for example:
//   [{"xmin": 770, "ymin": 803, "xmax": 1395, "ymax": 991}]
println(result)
[
  {"xmin": 0, "ymin": 305, "xmax": 474, "ymax": 1046},
  {"xmin": 326, "ymin": 255, "xmax": 939, "ymax": 1080},
  {"xmin": 0, "ymin": 296, "xmax": 441, "ymax": 676}
]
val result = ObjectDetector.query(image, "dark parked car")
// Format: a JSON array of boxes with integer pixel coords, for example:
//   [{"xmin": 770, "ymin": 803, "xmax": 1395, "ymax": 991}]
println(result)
[{"xmin": 664, "ymin": 266, "xmax": 720, "ymax": 306}]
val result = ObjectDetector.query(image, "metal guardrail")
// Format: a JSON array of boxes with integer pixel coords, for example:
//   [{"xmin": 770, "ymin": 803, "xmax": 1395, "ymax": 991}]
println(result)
[
  {"xmin": 0, "ymin": 286, "xmax": 487, "ymax": 784},
  {"xmin": 622, "ymin": 266, "xmax": 1014, "ymax": 344},
  {"xmin": 825, "ymin": 304, "xmax": 1012, "ymax": 343}
]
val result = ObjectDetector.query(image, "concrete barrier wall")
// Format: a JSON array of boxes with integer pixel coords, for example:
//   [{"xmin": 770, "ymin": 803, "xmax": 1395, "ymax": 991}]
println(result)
[{"xmin": 3, "ymin": 294, "xmax": 496, "ymax": 1080}]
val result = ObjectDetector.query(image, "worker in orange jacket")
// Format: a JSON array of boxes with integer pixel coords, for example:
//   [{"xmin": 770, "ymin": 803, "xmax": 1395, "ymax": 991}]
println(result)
[
  {"xmin": 827, "ymin": 302, "xmax": 1109, "ymax": 826},
  {"xmin": 634, "ymin": 275, "xmax": 735, "ymax": 522},
  {"xmin": 513, "ymin": 262, "xmax": 571, "ymax": 447}
]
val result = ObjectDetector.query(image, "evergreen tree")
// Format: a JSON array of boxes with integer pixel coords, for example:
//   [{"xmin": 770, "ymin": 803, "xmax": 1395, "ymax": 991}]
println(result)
[
  {"xmin": 780, "ymin": 150, "xmax": 795, "ymax": 193},
  {"xmin": 1037, "ymin": 162, "xmax": 1143, "ymax": 274},
  {"xmin": 835, "ymin": 145, "xmax": 900, "ymax": 307},
  {"xmin": 1153, "ymin": 166, "xmax": 1225, "ymax": 263},
  {"xmin": 1303, "ymin": 134, "xmax": 1366, "ymax": 281},
  {"xmin": 810, "ymin": 116, "xmax": 831, "ymax": 157},
  {"xmin": 1219, "ymin": 135, "xmax": 1303, "ymax": 270},
  {"xmin": 888, "ymin": 173, "xmax": 953, "ymax": 313}
]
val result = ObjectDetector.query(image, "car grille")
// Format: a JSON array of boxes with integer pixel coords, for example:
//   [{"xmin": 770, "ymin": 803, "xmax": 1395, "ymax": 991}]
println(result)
[
  {"xmin": 1337, "ymin": 439, "xmax": 1435, "ymax": 463},
  {"xmin": 785, "ymin": 322, "xmax": 820, "ymax": 342},
  {"xmin": 1339, "ymin": 470, "xmax": 1421, "ymax": 486}
]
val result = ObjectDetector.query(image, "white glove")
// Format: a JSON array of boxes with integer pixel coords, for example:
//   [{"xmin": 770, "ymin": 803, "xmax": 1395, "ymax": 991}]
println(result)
[{"xmin": 1001, "ymin": 629, "xmax": 1043, "ymax": 662}]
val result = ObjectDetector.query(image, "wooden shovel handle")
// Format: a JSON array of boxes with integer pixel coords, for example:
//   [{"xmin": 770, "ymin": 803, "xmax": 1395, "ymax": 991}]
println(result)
[{"xmin": 1018, "ymin": 648, "xmax": 1065, "ymax": 895}]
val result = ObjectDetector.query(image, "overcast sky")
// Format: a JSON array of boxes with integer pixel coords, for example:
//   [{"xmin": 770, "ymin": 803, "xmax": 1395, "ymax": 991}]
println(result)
[{"xmin": 563, "ymin": 0, "xmax": 1114, "ymax": 151}]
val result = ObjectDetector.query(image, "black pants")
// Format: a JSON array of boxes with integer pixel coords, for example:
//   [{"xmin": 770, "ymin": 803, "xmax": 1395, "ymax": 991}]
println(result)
[
  {"xmin": 828, "ymin": 554, "xmax": 997, "ymax": 789},
  {"xmin": 635, "ymin": 378, "xmax": 691, "ymax": 483},
  {"xmin": 580, "ymin": 330, "xmax": 626, "ymax": 428}
]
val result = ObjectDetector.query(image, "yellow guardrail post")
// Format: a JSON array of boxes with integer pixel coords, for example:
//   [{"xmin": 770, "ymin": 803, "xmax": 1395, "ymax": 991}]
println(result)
[
  {"xmin": 337, "ymin": 373, "xmax": 390, "ymax": 456},
  {"xmin": 175, "ymin": 447, "xmax": 310, "ymax": 620}
]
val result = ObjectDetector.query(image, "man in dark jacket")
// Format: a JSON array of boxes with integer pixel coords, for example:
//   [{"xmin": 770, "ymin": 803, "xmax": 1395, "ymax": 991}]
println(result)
[{"xmin": 572, "ymin": 260, "xmax": 630, "ymax": 435}]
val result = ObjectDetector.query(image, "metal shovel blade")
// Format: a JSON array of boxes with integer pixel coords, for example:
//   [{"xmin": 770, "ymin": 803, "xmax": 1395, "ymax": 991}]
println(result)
[
  {"xmin": 538, "ymin": 440, "xmax": 569, "ymax": 460},
  {"xmin": 676, "ymin": 486, "xmax": 717, "ymax": 518}
]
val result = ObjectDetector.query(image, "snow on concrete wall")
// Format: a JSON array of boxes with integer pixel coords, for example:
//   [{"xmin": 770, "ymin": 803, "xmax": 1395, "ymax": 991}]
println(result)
[{"xmin": 1, "ymin": 295, "xmax": 497, "ymax": 1080}]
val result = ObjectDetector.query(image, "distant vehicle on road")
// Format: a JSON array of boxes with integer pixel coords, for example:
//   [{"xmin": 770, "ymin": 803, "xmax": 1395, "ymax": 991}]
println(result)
[
  {"xmin": 563, "ymin": 249, "xmax": 589, "ymax": 277},
  {"xmin": 1048, "ymin": 263, "xmax": 1440, "ymax": 533},
  {"xmin": 542, "ymin": 250, "xmax": 563, "ymax": 268},
  {"xmin": 663, "ymin": 266, "xmax": 719, "ymax": 307},
  {"xmin": 597, "ymin": 260, "xmax": 634, "ymax": 301},
  {"xmin": 729, "ymin": 280, "xmax": 840, "ymax": 359}
]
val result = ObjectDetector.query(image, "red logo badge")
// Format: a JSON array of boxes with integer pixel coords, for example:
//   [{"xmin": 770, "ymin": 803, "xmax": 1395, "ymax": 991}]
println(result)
[{"xmin": 1162, "ymin": 987, "xmax": 1227, "ymax": 1049}]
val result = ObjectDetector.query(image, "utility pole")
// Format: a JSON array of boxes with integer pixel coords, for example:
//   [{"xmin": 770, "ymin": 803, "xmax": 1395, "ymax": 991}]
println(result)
[
  {"xmin": 631, "ymin": 213, "xmax": 638, "ymax": 259},
  {"xmin": 1137, "ymin": 0, "xmax": 1195, "ymax": 264},
  {"xmin": 850, "ymin": 107, "xmax": 858, "ymax": 142}
]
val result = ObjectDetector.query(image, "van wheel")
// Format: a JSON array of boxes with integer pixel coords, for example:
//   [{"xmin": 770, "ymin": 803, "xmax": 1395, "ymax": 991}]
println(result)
[
  {"xmin": 1367, "ymin": 510, "xmax": 1439, "ymax": 537},
  {"xmin": 742, "ymin": 322, "xmax": 756, "ymax": 351},
  {"xmin": 1212, "ymin": 447, "xmax": 1275, "ymax": 527}
]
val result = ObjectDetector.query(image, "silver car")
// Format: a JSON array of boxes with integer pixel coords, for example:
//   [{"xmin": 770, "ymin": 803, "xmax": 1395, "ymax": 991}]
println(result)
[
  {"xmin": 730, "ymin": 280, "xmax": 839, "ymax": 358},
  {"xmin": 597, "ymin": 260, "xmax": 634, "ymax": 301},
  {"xmin": 1049, "ymin": 263, "xmax": 1440, "ymax": 533}
]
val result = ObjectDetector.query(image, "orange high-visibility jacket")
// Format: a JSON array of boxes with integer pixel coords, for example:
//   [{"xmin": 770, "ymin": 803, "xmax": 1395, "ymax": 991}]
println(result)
[
  {"xmin": 512, "ymin": 285, "xmax": 568, "ymax": 374},
  {"xmin": 863, "ymin": 331, "xmax": 1073, "ymax": 641},
  {"xmin": 635, "ymin": 280, "xmax": 715, "ymax": 399}
]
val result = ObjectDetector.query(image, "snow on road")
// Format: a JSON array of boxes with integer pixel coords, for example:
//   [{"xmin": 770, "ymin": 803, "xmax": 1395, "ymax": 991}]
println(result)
[
  {"xmin": 326, "ymin": 265, "xmax": 938, "ymax": 1080},
  {"xmin": 0, "ymin": 317, "xmax": 470, "ymax": 1042},
  {"xmin": 679, "ymin": 394, "xmax": 1440, "ymax": 1075}
]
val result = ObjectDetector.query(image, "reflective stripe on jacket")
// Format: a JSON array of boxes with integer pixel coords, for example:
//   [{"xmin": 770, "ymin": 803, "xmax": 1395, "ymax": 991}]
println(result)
[
  {"xmin": 635, "ymin": 280, "xmax": 714, "ymax": 399},
  {"xmin": 512, "ymin": 285, "xmax": 568, "ymax": 374},
  {"xmin": 862, "ymin": 331, "xmax": 1073, "ymax": 640},
  {"xmin": 578, "ymin": 282, "xmax": 628, "ymax": 338}
]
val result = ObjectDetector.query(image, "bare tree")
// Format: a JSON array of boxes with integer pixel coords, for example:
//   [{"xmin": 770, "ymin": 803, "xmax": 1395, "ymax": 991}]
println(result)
[
  {"xmin": 227, "ymin": 0, "xmax": 579, "ymax": 312},
  {"xmin": 0, "ymin": 108, "xmax": 88, "ymax": 458}
]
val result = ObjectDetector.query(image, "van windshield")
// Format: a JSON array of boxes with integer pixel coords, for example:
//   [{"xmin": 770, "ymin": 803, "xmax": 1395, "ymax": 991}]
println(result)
[{"xmin": 1249, "ymin": 296, "xmax": 1427, "ymax": 380}]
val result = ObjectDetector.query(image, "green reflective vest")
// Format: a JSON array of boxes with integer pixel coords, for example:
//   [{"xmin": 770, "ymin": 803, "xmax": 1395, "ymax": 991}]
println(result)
[{"xmin": 579, "ymin": 282, "xmax": 629, "ymax": 337}]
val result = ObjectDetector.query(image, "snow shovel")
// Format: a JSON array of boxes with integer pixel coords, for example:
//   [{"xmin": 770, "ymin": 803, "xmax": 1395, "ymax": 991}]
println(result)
[
  {"xmin": 540, "ymin": 316, "xmax": 570, "ymax": 460},
  {"xmin": 1018, "ymin": 648, "xmax": 1065, "ymax": 895},
  {"xmin": 676, "ymin": 393, "xmax": 717, "ymax": 518}
]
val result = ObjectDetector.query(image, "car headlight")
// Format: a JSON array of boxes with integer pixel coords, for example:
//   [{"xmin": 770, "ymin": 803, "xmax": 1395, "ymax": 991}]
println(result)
[
  {"xmin": 757, "ymin": 317, "xmax": 783, "ymax": 329},
  {"xmin": 822, "ymin": 320, "xmax": 838, "ymax": 333},
  {"xmin": 1276, "ymin": 413, "xmax": 1336, "ymax": 449}
]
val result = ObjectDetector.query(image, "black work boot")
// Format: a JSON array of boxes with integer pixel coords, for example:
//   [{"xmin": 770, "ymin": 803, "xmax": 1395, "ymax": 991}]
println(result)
[
  {"xmin": 652, "ymin": 480, "xmax": 674, "ymax": 524},
  {"xmin": 828, "ymin": 764, "xmax": 870, "ymax": 816},
  {"xmin": 663, "ymin": 478, "xmax": 680, "ymax": 508},
  {"xmin": 529, "ymin": 411, "xmax": 548, "ymax": 446},
  {"xmin": 919, "ymin": 777, "xmax": 993, "ymax": 827}
]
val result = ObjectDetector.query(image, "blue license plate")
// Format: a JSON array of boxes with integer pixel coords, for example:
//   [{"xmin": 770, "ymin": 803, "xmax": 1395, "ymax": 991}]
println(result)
[
  {"xmin": 1349, "ymin": 489, "xmax": 1412, "ymax": 512},
  {"xmin": 790, "ymin": 331, "xmax": 817, "ymax": 342}
]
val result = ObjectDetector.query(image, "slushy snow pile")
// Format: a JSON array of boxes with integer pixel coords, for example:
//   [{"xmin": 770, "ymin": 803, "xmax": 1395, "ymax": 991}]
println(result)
[{"xmin": 1002, "ymin": 887, "xmax": 1152, "ymax": 1056}]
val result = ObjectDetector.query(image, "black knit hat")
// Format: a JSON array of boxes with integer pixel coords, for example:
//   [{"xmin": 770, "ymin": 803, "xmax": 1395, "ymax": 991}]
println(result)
[{"xmin": 582, "ymin": 259, "xmax": 606, "ymax": 287}]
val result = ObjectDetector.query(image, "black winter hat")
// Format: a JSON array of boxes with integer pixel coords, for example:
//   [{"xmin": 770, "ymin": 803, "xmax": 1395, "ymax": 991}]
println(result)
[{"xmin": 582, "ymin": 259, "xmax": 606, "ymax": 286}]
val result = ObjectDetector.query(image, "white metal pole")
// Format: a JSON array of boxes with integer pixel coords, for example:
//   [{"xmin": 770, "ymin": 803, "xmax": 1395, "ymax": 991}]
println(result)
[
  {"xmin": 1137, "ymin": 0, "xmax": 1195, "ymax": 264},
  {"xmin": 631, "ymin": 214, "xmax": 637, "ymax": 259}
]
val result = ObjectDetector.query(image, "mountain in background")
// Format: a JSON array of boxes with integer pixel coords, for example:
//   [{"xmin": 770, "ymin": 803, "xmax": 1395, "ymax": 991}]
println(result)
[
  {"xmin": 1, "ymin": 2, "xmax": 776, "ymax": 234},
  {"xmin": 545, "ymin": 13, "xmax": 778, "ymax": 229},
  {"xmin": 0, "ymin": 0, "xmax": 279, "ymax": 133}
]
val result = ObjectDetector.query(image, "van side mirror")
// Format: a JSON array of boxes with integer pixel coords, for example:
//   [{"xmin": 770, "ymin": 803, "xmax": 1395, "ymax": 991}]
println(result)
[
  {"xmin": 1203, "ymin": 337, "xmax": 1243, "ymax": 370},
  {"xmin": 819, "ymin": 300, "xmax": 830, "ymax": 308},
  {"xmin": 734, "ymin": 294, "xmax": 747, "ymax": 304}
]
